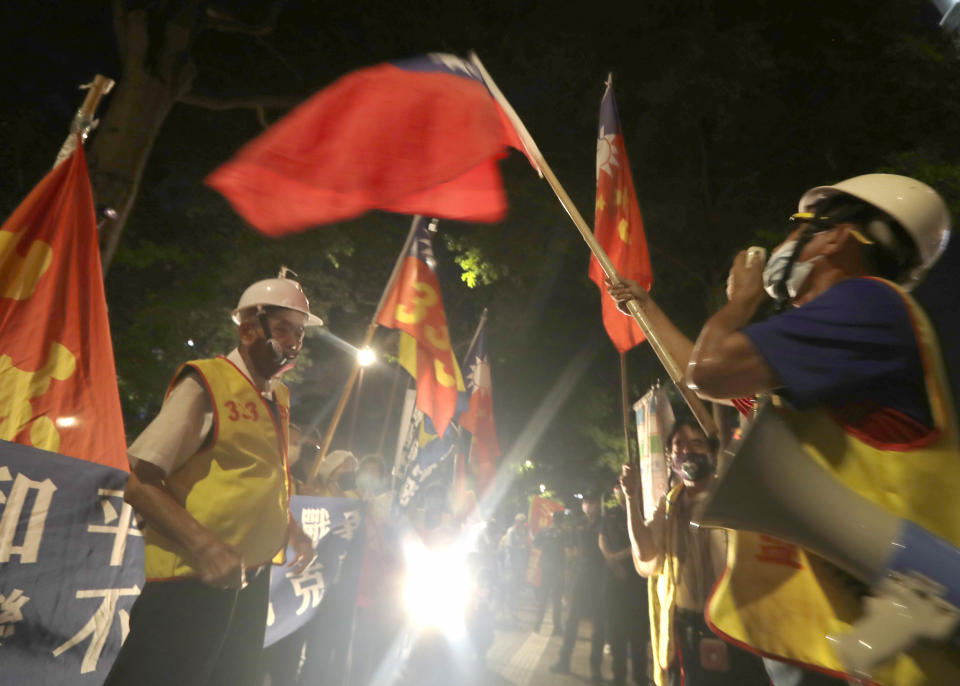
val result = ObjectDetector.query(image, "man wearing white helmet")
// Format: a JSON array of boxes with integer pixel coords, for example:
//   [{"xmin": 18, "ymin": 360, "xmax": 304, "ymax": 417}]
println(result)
[
  {"xmin": 105, "ymin": 270, "xmax": 323, "ymax": 686},
  {"xmin": 685, "ymin": 174, "xmax": 960, "ymax": 684}
]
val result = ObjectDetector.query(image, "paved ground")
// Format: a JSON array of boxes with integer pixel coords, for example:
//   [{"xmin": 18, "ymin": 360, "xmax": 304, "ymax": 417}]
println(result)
[{"xmin": 475, "ymin": 591, "xmax": 651, "ymax": 686}]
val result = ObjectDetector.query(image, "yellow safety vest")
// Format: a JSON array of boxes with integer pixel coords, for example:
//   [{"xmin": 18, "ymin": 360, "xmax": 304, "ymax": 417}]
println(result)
[
  {"xmin": 143, "ymin": 356, "xmax": 291, "ymax": 580},
  {"xmin": 648, "ymin": 482, "xmax": 685, "ymax": 686},
  {"xmin": 706, "ymin": 279, "xmax": 960, "ymax": 685}
]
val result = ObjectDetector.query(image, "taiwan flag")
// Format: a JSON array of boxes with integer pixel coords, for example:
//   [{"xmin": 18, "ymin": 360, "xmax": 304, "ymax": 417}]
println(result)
[
  {"xmin": 207, "ymin": 53, "xmax": 531, "ymax": 235},
  {"xmin": 0, "ymin": 139, "xmax": 127, "ymax": 470},
  {"xmin": 376, "ymin": 217, "xmax": 464, "ymax": 437},
  {"xmin": 589, "ymin": 76, "xmax": 653, "ymax": 353},
  {"xmin": 458, "ymin": 314, "xmax": 499, "ymax": 493}
]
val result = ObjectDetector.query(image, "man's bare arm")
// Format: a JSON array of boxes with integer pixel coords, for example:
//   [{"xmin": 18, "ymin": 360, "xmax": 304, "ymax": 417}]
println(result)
[
  {"xmin": 620, "ymin": 463, "xmax": 663, "ymax": 577},
  {"xmin": 125, "ymin": 460, "xmax": 244, "ymax": 588},
  {"xmin": 687, "ymin": 250, "xmax": 779, "ymax": 399}
]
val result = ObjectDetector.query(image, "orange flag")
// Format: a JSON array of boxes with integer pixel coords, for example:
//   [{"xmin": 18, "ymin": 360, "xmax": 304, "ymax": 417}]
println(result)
[
  {"xmin": 0, "ymin": 140, "xmax": 128, "ymax": 470},
  {"xmin": 377, "ymin": 217, "xmax": 465, "ymax": 437},
  {"xmin": 589, "ymin": 77, "xmax": 653, "ymax": 353}
]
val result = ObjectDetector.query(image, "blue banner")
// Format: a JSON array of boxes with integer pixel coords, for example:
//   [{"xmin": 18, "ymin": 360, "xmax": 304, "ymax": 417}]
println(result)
[
  {"xmin": 0, "ymin": 440, "xmax": 142, "ymax": 684},
  {"xmin": 0, "ymin": 440, "xmax": 367, "ymax": 683},
  {"xmin": 264, "ymin": 495, "xmax": 365, "ymax": 647}
]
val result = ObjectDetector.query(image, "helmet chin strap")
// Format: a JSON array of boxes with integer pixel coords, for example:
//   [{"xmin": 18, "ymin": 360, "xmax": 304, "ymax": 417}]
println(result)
[{"xmin": 256, "ymin": 306, "xmax": 293, "ymax": 367}]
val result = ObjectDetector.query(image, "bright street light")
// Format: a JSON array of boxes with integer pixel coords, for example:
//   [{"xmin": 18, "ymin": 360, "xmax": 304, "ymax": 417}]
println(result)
[
  {"xmin": 524, "ymin": 459, "xmax": 533, "ymax": 469},
  {"xmin": 357, "ymin": 347, "xmax": 376, "ymax": 367}
]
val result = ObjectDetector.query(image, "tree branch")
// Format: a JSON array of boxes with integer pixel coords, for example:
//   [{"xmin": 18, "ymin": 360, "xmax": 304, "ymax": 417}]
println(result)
[
  {"xmin": 201, "ymin": 1, "xmax": 288, "ymax": 37},
  {"xmin": 177, "ymin": 92, "xmax": 301, "ymax": 111}
]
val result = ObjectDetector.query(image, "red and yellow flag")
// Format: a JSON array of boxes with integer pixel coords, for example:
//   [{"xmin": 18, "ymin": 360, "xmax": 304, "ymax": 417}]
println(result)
[
  {"xmin": 0, "ymin": 140, "xmax": 127, "ymax": 469},
  {"xmin": 377, "ymin": 217, "xmax": 464, "ymax": 437},
  {"xmin": 589, "ymin": 77, "xmax": 653, "ymax": 353}
]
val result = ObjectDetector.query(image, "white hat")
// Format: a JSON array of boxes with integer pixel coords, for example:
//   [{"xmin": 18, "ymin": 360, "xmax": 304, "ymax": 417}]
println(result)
[
  {"xmin": 799, "ymin": 174, "xmax": 950, "ymax": 289},
  {"xmin": 232, "ymin": 267, "xmax": 323, "ymax": 326},
  {"xmin": 315, "ymin": 450, "xmax": 358, "ymax": 482}
]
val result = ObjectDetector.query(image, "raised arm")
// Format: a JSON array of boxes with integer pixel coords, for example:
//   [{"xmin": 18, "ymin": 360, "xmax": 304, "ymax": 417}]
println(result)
[{"xmin": 619, "ymin": 463, "xmax": 664, "ymax": 577}]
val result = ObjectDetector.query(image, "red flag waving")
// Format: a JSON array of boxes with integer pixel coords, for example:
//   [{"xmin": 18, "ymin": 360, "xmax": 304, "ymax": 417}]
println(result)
[
  {"xmin": 377, "ymin": 217, "xmax": 464, "ymax": 437},
  {"xmin": 208, "ymin": 54, "xmax": 529, "ymax": 234},
  {"xmin": 0, "ymin": 141, "xmax": 127, "ymax": 470},
  {"xmin": 458, "ymin": 315, "xmax": 499, "ymax": 493},
  {"xmin": 588, "ymin": 77, "xmax": 653, "ymax": 353}
]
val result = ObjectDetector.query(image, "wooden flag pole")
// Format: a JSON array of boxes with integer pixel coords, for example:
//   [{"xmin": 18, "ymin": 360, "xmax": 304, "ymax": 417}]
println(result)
[
  {"xmin": 54, "ymin": 74, "xmax": 115, "ymax": 167},
  {"xmin": 620, "ymin": 352, "xmax": 636, "ymax": 464},
  {"xmin": 310, "ymin": 216, "xmax": 424, "ymax": 483},
  {"xmin": 469, "ymin": 53, "xmax": 717, "ymax": 438}
]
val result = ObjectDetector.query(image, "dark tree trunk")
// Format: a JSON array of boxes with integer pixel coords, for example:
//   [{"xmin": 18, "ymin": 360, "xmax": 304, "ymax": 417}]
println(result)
[{"xmin": 91, "ymin": 2, "xmax": 199, "ymax": 274}]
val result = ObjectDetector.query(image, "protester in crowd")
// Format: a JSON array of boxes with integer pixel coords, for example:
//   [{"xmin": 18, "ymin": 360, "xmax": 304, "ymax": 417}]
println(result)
[
  {"xmin": 313, "ymin": 449, "xmax": 359, "ymax": 498},
  {"xmin": 621, "ymin": 418, "xmax": 769, "ymax": 686},
  {"xmin": 500, "ymin": 513, "xmax": 531, "ymax": 621},
  {"xmin": 685, "ymin": 174, "xmax": 959, "ymax": 685},
  {"xmin": 600, "ymin": 485, "xmax": 650, "ymax": 686},
  {"xmin": 532, "ymin": 509, "xmax": 565, "ymax": 635},
  {"xmin": 350, "ymin": 455, "xmax": 403, "ymax": 686},
  {"xmin": 105, "ymin": 273, "xmax": 321, "ymax": 686},
  {"xmin": 551, "ymin": 490, "xmax": 606, "ymax": 685},
  {"xmin": 296, "ymin": 449, "xmax": 362, "ymax": 686}
]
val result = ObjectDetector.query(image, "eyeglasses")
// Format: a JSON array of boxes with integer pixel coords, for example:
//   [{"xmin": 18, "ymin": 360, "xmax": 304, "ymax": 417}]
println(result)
[{"xmin": 787, "ymin": 212, "xmax": 875, "ymax": 245}]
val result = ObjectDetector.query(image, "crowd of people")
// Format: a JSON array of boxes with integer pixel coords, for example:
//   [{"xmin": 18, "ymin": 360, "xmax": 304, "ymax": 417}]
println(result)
[{"xmin": 104, "ymin": 172, "xmax": 959, "ymax": 686}]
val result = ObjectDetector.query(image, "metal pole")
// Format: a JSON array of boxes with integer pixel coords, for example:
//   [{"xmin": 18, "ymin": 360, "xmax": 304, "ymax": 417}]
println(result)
[
  {"xmin": 470, "ymin": 53, "xmax": 717, "ymax": 438},
  {"xmin": 620, "ymin": 352, "xmax": 636, "ymax": 464}
]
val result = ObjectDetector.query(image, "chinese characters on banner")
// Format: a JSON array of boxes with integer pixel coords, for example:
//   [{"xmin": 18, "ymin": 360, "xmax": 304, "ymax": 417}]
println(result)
[
  {"xmin": 0, "ymin": 440, "xmax": 141, "ymax": 684},
  {"xmin": 0, "ymin": 440, "xmax": 365, "ymax": 683},
  {"xmin": 264, "ymin": 496, "xmax": 365, "ymax": 647}
]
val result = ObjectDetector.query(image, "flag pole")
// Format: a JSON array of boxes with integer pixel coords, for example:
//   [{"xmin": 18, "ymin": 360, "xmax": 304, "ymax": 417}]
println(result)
[
  {"xmin": 310, "ymin": 216, "xmax": 425, "ymax": 483},
  {"xmin": 376, "ymin": 362, "xmax": 403, "ymax": 455},
  {"xmin": 54, "ymin": 74, "xmax": 115, "ymax": 167},
  {"xmin": 469, "ymin": 53, "xmax": 717, "ymax": 438},
  {"xmin": 620, "ymin": 352, "xmax": 637, "ymax": 464}
]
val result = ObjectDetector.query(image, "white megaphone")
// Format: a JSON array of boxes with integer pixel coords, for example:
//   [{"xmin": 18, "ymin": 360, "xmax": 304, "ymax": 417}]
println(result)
[{"xmin": 692, "ymin": 401, "xmax": 960, "ymax": 677}]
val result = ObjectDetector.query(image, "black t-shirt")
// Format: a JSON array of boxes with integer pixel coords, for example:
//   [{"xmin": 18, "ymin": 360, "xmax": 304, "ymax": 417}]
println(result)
[
  {"xmin": 601, "ymin": 505, "xmax": 646, "ymax": 590},
  {"xmin": 572, "ymin": 516, "xmax": 605, "ymax": 579},
  {"xmin": 533, "ymin": 525, "xmax": 565, "ymax": 568}
]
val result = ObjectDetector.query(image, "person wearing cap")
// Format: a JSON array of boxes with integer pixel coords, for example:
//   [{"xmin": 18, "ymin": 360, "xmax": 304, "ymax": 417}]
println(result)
[
  {"xmin": 500, "ymin": 512, "xmax": 531, "ymax": 621},
  {"xmin": 599, "ymin": 484, "xmax": 650, "ymax": 686},
  {"xmin": 105, "ymin": 271, "xmax": 323, "ymax": 686},
  {"xmin": 551, "ymin": 490, "xmax": 607, "ymax": 684},
  {"xmin": 313, "ymin": 449, "xmax": 360, "ymax": 497},
  {"xmin": 532, "ymin": 509, "xmax": 566, "ymax": 636},
  {"xmin": 682, "ymin": 174, "xmax": 960, "ymax": 684}
]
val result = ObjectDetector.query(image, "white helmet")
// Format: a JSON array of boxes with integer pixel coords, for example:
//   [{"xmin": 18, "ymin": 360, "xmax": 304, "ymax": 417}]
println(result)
[
  {"xmin": 231, "ymin": 268, "xmax": 324, "ymax": 326},
  {"xmin": 798, "ymin": 173, "xmax": 951, "ymax": 289}
]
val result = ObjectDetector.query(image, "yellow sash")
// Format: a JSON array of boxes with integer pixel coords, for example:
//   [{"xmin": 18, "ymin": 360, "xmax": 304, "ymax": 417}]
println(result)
[
  {"xmin": 707, "ymin": 280, "xmax": 960, "ymax": 685},
  {"xmin": 143, "ymin": 356, "xmax": 291, "ymax": 580},
  {"xmin": 649, "ymin": 483, "xmax": 685, "ymax": 686}
]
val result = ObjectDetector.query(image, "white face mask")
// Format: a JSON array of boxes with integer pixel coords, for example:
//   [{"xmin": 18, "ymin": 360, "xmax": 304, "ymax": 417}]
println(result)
[{"xmin": 762, "ymin": 240, "xmax": 817, "ymax": 302}]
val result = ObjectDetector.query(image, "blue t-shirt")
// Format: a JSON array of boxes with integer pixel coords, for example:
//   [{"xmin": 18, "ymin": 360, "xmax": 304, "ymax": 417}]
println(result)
[{"xmin": 742, "ymin": 278, "xmax": 933, "ymax": 430}]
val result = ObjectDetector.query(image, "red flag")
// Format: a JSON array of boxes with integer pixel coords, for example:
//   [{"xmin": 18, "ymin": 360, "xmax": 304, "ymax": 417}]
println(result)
[
  {"xmin": 207, "ymin": 54, "xmax": 529, "ymax": 234},
  {"xmin": 0, "ymin": 141, "xmax": 127, "ymax": 470},
  {"xmin": 459, "ymin": 316, "xmax": 499, "ymax": 493},
  {"xmin": 376, "ymin": 218, "xmax": 464, "ymax": 437},
  {"xmin": 588, "ymin": 78, "xmax": 653, "ymax": 353}
]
